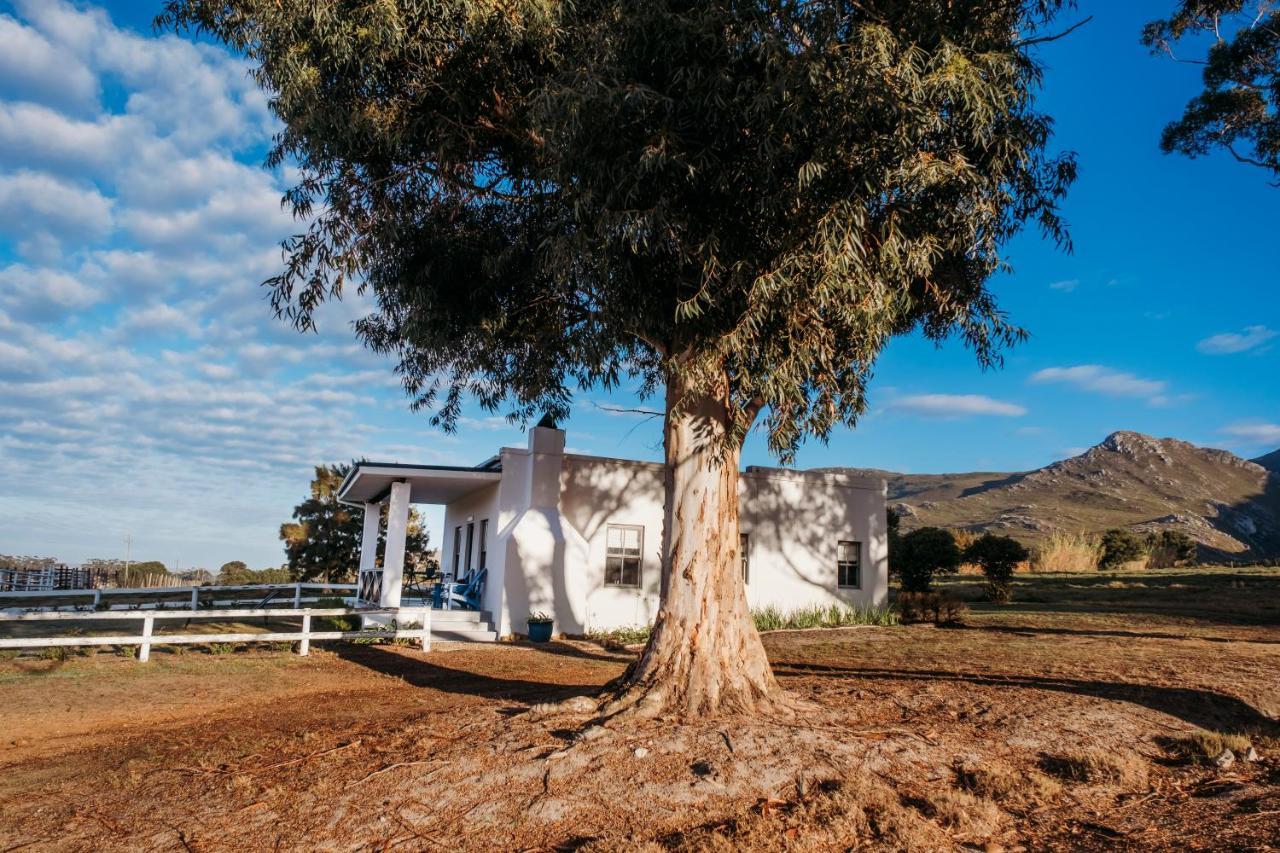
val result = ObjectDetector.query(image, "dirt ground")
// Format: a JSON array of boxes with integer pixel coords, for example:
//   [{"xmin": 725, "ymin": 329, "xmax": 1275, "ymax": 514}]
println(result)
[{"xmin": 2, "ymin": 570, "xmax": 1278, "ymax": 852}]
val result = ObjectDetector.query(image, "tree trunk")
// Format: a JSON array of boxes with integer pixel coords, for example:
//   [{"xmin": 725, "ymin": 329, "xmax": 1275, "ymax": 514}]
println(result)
[{"xmin": 599, "ymin": 372, "xmax": 784, "ymax": 720}]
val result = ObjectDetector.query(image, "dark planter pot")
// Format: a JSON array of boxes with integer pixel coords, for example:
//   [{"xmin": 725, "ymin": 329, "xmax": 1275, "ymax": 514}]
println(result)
[{"xmin": 527, "ymin": 621, "xmax": 553, "ymax": 643}]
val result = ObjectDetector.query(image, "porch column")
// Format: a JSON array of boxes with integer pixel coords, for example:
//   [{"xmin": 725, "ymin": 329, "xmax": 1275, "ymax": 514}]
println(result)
[
  {"xmin": 380, "ymin": 480, "xmax": 411, "ymax": 608},
  {"xmin": 359, "ymin": 501, "xmax": 381, "ymax": 576}
]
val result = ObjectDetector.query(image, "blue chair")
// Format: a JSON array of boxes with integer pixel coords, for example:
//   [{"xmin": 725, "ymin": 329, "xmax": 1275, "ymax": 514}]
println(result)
[{"xmin": 442, "ymin": 568, "xmax": 487, "ymax": 610}]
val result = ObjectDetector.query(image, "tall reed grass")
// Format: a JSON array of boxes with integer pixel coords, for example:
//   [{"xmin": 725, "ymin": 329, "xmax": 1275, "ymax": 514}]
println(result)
[{"xmin": 1031, "ymin": 531, "xmax": 1101, "ymax": 572}]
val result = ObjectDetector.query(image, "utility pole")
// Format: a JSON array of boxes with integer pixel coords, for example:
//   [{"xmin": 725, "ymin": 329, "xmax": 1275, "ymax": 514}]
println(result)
[{"xmin": 124, "ymin": 534, "xmax": 132, "ymax": 573}]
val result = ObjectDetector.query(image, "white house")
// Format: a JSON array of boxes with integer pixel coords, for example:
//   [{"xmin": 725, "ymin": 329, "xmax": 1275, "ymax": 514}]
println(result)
[{"xmin": 337, "ymin": 424, "xmax": 888, "ymax": 639}]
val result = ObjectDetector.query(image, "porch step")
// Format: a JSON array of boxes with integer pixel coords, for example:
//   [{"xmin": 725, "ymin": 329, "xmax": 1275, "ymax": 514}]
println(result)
[
  {"xmin": 431, "ymin": 627, "xmax": 499, "ymax": 643},
  {"xmin": 429, "ymin": 610, "xmax": 496, "ymax": 642}
]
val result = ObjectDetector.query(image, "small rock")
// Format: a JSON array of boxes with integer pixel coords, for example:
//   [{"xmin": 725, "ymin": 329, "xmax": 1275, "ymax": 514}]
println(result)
[
  {"xmin": 634, "ymin": 747, "xmax": 649, "ymax": 759},
  {"xmin": 1243, "ymin": 746, "xmax": 1259, "ymax": 762},
  {"xmin": 1212, "ymin": 748, "xmax": 1235, "ymax": 769},
  {"xmin": 983, "ymin": 843, "xmax": 1004, "ymax": 853}
]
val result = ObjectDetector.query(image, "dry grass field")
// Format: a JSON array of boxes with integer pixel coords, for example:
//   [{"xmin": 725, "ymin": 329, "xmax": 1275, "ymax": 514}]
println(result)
[{"xmin": 1, "ymin": 566, "xmax": 1277, "ymax": 851}]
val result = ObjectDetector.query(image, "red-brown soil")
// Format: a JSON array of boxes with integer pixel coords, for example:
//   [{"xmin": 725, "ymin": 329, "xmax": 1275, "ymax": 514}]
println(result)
[{"xmin": 1, "ymin": 594, "xmax": 1278, "ymax": 851}]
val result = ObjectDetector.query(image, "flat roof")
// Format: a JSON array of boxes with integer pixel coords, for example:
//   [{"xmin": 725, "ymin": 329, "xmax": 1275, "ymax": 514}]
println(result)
[{"xmin": 337, "ymin": 462, "xmax": 502, "ymax": 506}]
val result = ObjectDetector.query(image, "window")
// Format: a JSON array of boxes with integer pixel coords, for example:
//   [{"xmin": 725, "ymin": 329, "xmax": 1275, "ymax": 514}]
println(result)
[
  {"xmin": 464, "ymin": 522, "xmax": 475, "ymax": 573},
  {"xmin": 605, "ymin": 525, "xmax": 643, "ymax": 587},
  {"xmin": 837, "ymin": 540, "xmax": 861, "ymax": 589},
  {"xmin": 478, "ymin": 519, "xmax": 489, "ymax": 569},
  {"xmin": 452, "ymin": 526, "xmax": 462, "ymax": 574},
  {"xmin": 740, "ymin": 533, "xmax": 750, "ymax": 584}
]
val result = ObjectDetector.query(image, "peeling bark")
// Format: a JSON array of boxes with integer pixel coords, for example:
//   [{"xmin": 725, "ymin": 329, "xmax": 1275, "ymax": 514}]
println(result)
[{"xmin": 598, "ymin": 371, "xmax": 785, "ymax": 720}]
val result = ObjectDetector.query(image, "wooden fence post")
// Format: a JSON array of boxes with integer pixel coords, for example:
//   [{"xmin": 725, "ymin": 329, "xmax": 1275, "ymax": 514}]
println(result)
[
  {"xmin": 139, "ymin": 614, "xmax": 154, "ymax": 662},
  {"xmin": 422, "ymin": 608, "xmax": 431, "ymax": 653},
  {"xmin": 190, "ymin": 587, "xmax": 199, "ymax": 609},
  {"xmin": 293, "ymin": 583, "xmax": 302, "ymax": 608},
  {"xmin": 299, "ymin": 612, "xmax": 311, "ymax": 656}
]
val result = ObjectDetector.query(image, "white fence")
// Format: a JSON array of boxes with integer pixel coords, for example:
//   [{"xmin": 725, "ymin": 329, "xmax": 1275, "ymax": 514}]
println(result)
[
  {"xmin": 0, "ymin": 606, "xmax": 433, "ymax": 661},
  {"xmin": 0, "ymin": 581, "xmax": 363, "ymax": 612}
]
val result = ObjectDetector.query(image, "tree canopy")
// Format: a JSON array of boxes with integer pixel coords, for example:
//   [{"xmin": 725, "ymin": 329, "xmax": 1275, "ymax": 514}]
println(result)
[
  {"xmin": 162, "ymin": 0, "xmax": 1076, "ymax": 459},
  {"xmin": 1145, "ymin": 1, "xmax": 1280, "ymax": 181},
  {"xmin": 280, "ymin": 463, "xmax": 431, "ymax": 581}
]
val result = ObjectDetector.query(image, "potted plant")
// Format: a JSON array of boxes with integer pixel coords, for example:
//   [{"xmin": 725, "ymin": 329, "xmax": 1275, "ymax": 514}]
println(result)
[{"xmin": 526, "ymin": 612, "xmax": 554, "ymax": 643}]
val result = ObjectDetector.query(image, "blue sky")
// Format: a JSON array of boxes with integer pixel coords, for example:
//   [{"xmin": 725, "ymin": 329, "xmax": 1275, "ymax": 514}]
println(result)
[{"xmin": 0, "ymin": 1, "xmax": 1275, "ymax": 571}]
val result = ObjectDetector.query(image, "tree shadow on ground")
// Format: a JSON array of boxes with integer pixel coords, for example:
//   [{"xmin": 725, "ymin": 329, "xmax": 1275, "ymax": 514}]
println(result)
[
  {"xmin": 775, "ymin": 662, "xmax": 1280, "ymax": 736},
  {"xmin": 952, "ymin": 623, "xmax": 1280, "ymax": 645},
  {"xmin": 331, "ymin": 644, "xmax": 604, "ymax": 705}
]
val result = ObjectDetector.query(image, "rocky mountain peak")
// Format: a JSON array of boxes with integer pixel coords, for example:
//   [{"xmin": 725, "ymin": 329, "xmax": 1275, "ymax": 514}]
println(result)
[{"xmin": 1098, "ymin": 431, "xmax": 1173, "ymax": 465}]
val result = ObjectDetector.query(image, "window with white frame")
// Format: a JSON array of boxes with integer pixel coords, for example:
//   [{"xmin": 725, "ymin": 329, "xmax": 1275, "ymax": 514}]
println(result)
[
  {"xmin": 740, "ymin": 533, "xmax": 750, "ymax": 584},
  {"xmin": 837, "ymin": 540, "xmax": 861, "ymax": 588},
  {"xmin": 479, "ymin": 519, "xmax": 489, "ymax": 569},
  {"xmin": 605, "ymin": 525, "xmax": 643, "ymax": 587},
  {"xmin": 452, "ymin": 525, "xmax": 462, "ymax": 574}
]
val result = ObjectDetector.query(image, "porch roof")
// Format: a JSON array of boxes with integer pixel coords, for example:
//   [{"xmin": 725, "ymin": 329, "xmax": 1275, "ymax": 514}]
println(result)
[{"xmin": 337, "ymin": 461, "xmax": 501, "ymax": 506}]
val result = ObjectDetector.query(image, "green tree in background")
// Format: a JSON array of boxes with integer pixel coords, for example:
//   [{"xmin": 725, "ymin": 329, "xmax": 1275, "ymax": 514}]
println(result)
[
  {"xmin": 163, "ymin": 0, "xmax": 1077, "ymax": 718},
  {"xmin": 1099, "ymin": 528, "xmax": 1147, "ymax": 570},
  {"xmin": 281, "ymin": 463, "xmax": 430, "ymax": 582},
  {"xmin": 965, "ymin": 534, "xmax": 1029, "ymax": 603},
  {"xmin": 894, "ymin": 527, "xmax": 963, "ymax": 593},
  {"xmin": 1145, "ymin": 2, "xmax": 1280, "ymax": 181}
]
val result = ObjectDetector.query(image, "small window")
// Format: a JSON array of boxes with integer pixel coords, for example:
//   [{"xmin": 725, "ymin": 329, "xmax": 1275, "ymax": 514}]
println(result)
[
  {"xmin": 479, "ymin": 519, "xmax": 489, "ymax": 569},
  {"xmin": 605, "ymin": 525, "xmax": 643, "ymax": 587},
  {"xmin": 837, "ymin": 540, "xmax": 861, "ymax": 589},
  {"xmin": 740, "ymin": 533, "xmax": 750, "ymax": 584},
  {"xmin": 452, "ymin": 526, "xmax": 462, "ymax": 573}
]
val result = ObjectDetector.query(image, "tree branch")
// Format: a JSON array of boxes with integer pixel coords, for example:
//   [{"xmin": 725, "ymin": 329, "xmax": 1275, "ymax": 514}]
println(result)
[{"xmin": 1013, "ymin": 15, "xmax": 1094, "ymax": 48}]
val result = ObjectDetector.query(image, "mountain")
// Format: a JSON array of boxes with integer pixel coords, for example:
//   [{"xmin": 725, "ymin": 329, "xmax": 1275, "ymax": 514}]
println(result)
[
  {"xmin": 831, "ymin": 431, "xmax": 1280, "ymax": 559},
  {"xmin": 1255, "ymin": 449, "xmax": 1280, "ymax": 473}
]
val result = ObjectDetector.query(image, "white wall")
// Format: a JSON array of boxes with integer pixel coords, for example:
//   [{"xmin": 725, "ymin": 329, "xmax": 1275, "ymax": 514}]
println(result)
[
  {"xmin": 445, "ymin": 427, "xmax": 888, "ymax": 636},
  {"xmin": 559, "ymin": 454, "xmax": 666, "ymax": 631},
  {"xmin": 741, "ymin": 467, "xmax": 888, "ymax": 611}
]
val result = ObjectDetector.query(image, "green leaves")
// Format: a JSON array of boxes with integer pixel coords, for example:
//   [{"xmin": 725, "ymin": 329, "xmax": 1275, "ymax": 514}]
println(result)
[
  {"xmin": 1145, "ymin": 1, "xmax": 1280, "ymax": 180},
  {"xmin": 163, "ymin": 0, "xmax": 1076, "ymax": 456}
]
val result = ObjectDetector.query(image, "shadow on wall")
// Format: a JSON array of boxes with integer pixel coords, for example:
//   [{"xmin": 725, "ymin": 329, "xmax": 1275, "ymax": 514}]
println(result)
[
  {"xmin": 504, "ymin": 508, "xmax": 583, "ymax": 634},
  {"xmin": 744, "ymin": 472, "xmax": 884, "ymax": 599}
]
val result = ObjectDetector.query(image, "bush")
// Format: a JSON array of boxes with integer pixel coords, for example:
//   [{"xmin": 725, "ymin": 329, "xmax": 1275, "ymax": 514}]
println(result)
[
  {"xmin": 965, "ymin": 534, "xmax": 1030, "ymax": 603},
  {"xmin": 1145, "ymin": 530, "xmax": 1197, "ymax": 568},
  {"xmin": 894, "ymin": 527, "xmax": 962, "ymax": 592},
  {"xmin": 1032, "ymin": 531, "xmax": 1101, "ymax": 572},
  {"xmin": 1099, "ymin": 528, "xmax": 1147, "ymax": 570},
  {"xmin": 896, "ymin": 591, "xmax": 967, "ymax": 626}
]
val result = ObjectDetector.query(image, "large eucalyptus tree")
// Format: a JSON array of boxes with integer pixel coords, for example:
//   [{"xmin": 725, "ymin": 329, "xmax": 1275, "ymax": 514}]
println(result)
[{"xmin": 162, "ymin": 0, "xmax": 1075, "ymax": 718}]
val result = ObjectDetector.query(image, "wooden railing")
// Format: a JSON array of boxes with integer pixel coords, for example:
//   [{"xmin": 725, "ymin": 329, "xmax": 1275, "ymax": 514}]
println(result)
[{"xmin": 0, "ymin": 606, "xmax": 433, "ymax": 661}]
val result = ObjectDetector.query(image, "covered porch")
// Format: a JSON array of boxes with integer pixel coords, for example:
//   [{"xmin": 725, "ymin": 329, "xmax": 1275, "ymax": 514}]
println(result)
[{"xmin": 336, "ymin": 462, "xmax": 501, "ymax": 614}]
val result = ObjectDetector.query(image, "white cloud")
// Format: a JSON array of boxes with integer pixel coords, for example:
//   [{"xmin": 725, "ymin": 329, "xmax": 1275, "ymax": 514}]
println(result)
[
  {"xmin": 0, "ymin": 263, "xmax": 100, "ymax": 321},
  {"xmin": 1048, "ymin": 279, "xmax": 1078, "ymax": 292},
  {"xmin": 0, "ymin": 13, "xmax": 98, "ymax": 112},
  {"xmin": 1220, "ymin": 423, "xmax": 1280, "ymax": 447},
  {"xmin": 0, "ymin": 170, "xmax": 114, "ymax": 242},
  {"xmin": 1029, "ymin": 365, "xmax": 1168, "ymax": 403},
  {"xmin": 888, "ymin": 394, "xmax": 1027, "ymax": 418},
  {"xmin": 1197, "ymin": 325, "xmax": 1277, "ymax": 355}
]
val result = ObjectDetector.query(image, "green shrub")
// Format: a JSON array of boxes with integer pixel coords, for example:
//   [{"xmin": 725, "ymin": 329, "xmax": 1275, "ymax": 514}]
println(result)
[
  {"xmin": 894, "ymin": 527, "xmax": 962, "ymax": 592},
  {"xmin": 588, "ymin": 624, "xmax": 653, "ymax": 648},
  {"xmin": 753, "ymin": 604, "xmax": 899, "ymax": 631},
  {"xmin": 1099, "ymin": 528, "xmax": 1147, "ymax": 570},
  {"xmin": 1145, "ymin": 530, "xmax": 1197, "ymax": 568},
  {"xmin": 896, "ymin": 591, "xmax": 967, "ymax": 625},
  {"xmin": 965, "ymin": 534, "xmax": 1029, "ymax": 603}
]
